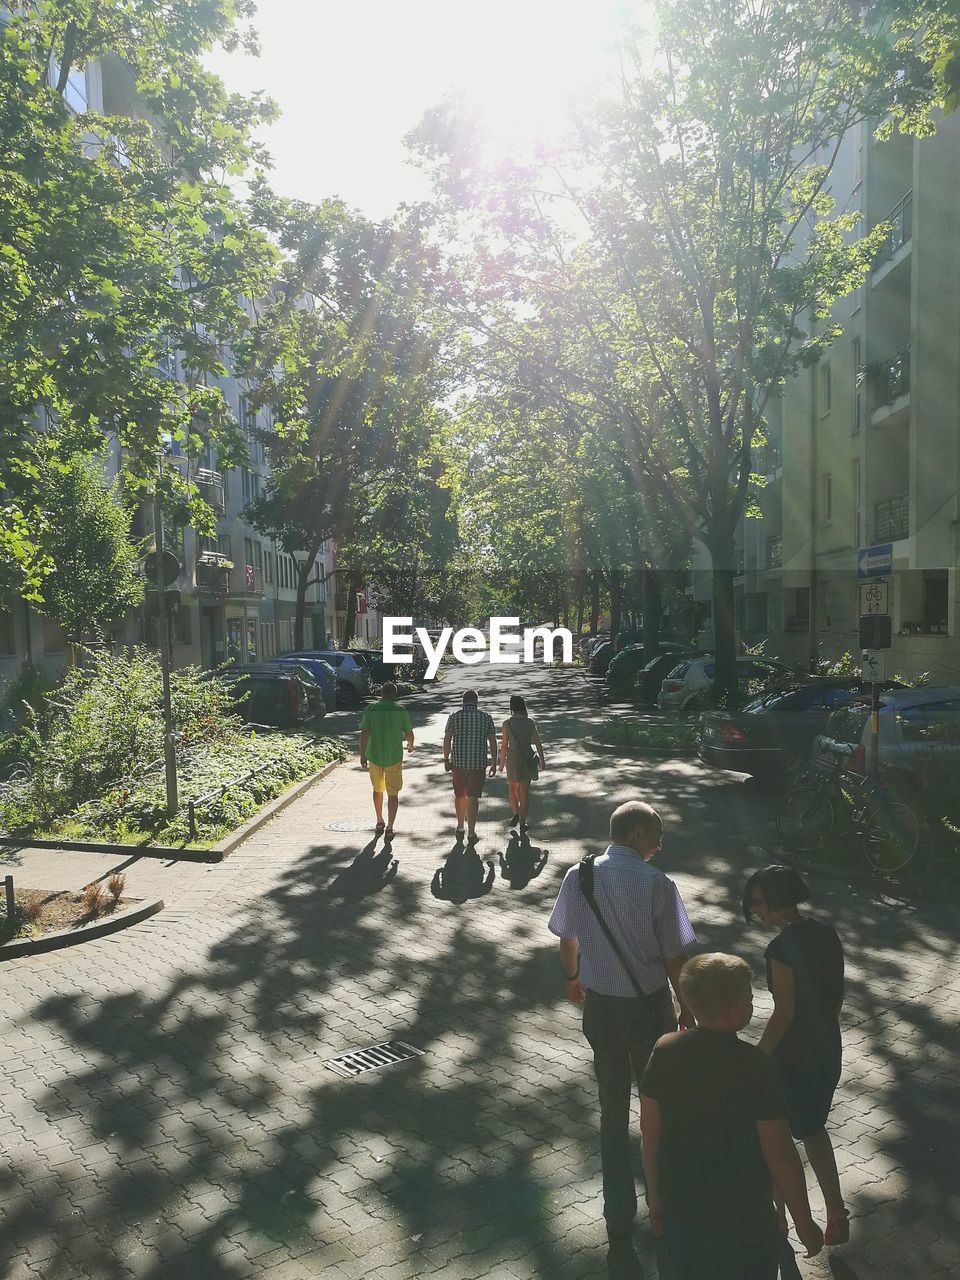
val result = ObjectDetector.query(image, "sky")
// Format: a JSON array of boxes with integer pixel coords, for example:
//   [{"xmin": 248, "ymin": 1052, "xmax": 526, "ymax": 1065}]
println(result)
[{"xmin": 204, "ymin": 1, "xmax": 633, "ymax": 220}]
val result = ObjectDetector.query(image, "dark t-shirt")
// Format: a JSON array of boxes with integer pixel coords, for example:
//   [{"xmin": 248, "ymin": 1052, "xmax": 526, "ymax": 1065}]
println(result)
[
  {"xmin": 765, "ymin": 918, "xmax": 843, "ymax": 1079},
  {"xmin": 640, "ymin": 1028, "xmax": 786, "ymax": 1253}
]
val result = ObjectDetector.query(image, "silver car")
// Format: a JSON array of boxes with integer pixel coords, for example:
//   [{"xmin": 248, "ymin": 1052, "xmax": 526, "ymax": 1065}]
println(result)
[
  {"xmin": 658, "ymin": 655, "xmax": 792, "ymax": 716},
  {"xmin": 812, "ymin": 685, "xmax": 960, "ymax": 797}
]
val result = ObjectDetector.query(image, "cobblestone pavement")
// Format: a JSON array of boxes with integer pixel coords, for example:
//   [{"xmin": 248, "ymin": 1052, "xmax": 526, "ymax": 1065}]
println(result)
[{"xmin": 2, "ymin": 661, "xmax": 959, "ymax": 1279}]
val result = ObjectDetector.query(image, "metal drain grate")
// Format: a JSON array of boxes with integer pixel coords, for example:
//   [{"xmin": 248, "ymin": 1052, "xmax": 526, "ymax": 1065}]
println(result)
[
  {"xmin": 323, "ymin": 1039, "xmax": 425, "ymax": 1078},
  {"xmin": 326, "ymin": 819, "xmax": 375, "ymax": 832}
]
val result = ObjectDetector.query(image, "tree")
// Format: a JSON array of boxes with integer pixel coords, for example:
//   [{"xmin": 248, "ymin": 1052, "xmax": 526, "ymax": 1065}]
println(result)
[
  {"xmin": 35, "ymin": 452, "xmax": 144, "ymax": 652},
  {"xmin": 0, "ymin": 0, "xmax": 278, "ymax": 596},
  {"xmin": 413, "ymin": 0, "xmax": 950, "ymax": 702},
  {"xmin": 241, "ymin": 197, "xmax": 458, "ymax": 647}
]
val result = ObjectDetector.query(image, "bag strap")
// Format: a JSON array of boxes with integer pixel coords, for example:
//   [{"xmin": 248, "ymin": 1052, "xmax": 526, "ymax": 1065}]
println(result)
[{"xmin": 578, "ymin": 854, "xmax": 646, "ymax": 999}]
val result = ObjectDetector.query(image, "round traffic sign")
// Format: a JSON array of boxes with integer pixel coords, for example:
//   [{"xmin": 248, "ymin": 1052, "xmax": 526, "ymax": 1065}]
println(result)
[{"xmin": 143, "ymin": 549, "xmax": 182, "ymax": 588}]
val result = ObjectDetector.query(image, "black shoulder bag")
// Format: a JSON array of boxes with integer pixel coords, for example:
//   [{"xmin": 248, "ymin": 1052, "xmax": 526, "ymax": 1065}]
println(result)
[{"xmin": 578, "ymin": 854, "xmax": 646, "ymax": 998}]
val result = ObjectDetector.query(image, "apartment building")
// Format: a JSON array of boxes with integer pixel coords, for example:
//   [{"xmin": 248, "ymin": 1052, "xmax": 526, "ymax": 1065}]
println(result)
[
  {"xmin": 0, "ymin": 51, "xmax": 381, "ymax": 688},
  {"xmin": 723, "ymin": 109, "xmax": 960, "ymax": 684}
]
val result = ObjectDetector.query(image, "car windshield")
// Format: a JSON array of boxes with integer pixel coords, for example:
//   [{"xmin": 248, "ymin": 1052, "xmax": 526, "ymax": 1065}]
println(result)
[
  {"xmin": 666, "ymin": 662, "xmax": 691, "ymax": 679},
  {"xmin": 741, "ymin": 686, "xmax": 808, "ymax": 712}
]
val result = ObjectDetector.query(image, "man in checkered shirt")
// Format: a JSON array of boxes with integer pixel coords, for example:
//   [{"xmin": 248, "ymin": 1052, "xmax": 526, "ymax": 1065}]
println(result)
[
  {"xmin": 443, "ymin": 689, "xmax": 498, "ymax": 844},
  {"xmin": 548, "ymin": 800, "xmax": 697, "ymax": 1240}
]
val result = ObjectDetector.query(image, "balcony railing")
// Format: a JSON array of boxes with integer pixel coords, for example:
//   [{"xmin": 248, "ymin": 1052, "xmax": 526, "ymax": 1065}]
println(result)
[
  {"xmin": 196, "ymin": 468, "xmax": 225, "ymax": 514},
  {"xmin": 875, "ymin": 190, "xmax": 913, "ymax": 269},
  {"xmin": 875, "ymin": 493, "xmax": 909, "ymax": 542},
  {"xmin": 195, "ymin": 551, "xmax": 232, "ymax": 596},
  {"xmin": 872, "ymin": 346, "xmax": 911, "ymax": 407}
]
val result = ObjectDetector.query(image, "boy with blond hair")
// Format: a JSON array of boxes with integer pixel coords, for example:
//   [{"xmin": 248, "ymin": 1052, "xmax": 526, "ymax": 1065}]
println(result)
[{"xmin": 640, "ymin": 953, "xmax": 823, "ymax": 1279}]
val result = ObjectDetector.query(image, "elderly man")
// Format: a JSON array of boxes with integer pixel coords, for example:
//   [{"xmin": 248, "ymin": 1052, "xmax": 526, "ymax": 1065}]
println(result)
[
  {"xmin": 548, "ymin": 800, "xmax": 697, "ymax": 1240},
  {"xmin": 442, "ymin": 688, "xmax": 498, "ymax": 844}
]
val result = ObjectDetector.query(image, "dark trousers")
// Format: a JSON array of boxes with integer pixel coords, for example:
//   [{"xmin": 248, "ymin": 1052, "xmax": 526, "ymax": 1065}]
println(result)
[{"xmin": 582, "ymin": 986, "xmax": 673, "ymax": 1234}]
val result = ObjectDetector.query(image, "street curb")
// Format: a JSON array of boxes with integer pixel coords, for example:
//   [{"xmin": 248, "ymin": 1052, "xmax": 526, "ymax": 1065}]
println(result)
[
  {"xmin": 0, "ymin": 757, "xmax": 343, "ymax": 864},
  {"xmin": 586, "ymin": 736, "xmax": 698, "ymax": 758},
  {"xmin": 0, "ymin": 897, "xmax": 164, "ymax": 961}
]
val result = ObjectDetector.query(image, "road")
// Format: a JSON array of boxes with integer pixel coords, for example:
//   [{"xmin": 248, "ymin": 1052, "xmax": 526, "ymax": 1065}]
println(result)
[{"xmin": 1, "ymin": 658, "xmax": 959, "ymax": 1278}]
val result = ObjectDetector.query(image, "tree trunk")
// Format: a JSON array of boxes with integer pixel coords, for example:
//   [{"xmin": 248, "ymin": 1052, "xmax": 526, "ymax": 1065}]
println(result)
[
  {"xmin": 641, "ymin": 568, "xmax": 662, "ymax": 663},
  {"xmin": 709, "ymin": 537, "xmax": 739, "ymax": 708},
  {"xmin": 293, "ymin": 535, "xmax": 323, "ymax": 651},
  {"xmin": 589, "ymin": 571, "xmax": 601, "ymax": 635},
  {"xmin": 344, "ymin": 568, "xmax": 363, "ymax": 644},
  {"xmin": 609, "ymin": 567, "xmax": 623, "ymax": 641},
  {"xmin": 575, "ymin": 572, "xmax": 585, "ymax": 638}
]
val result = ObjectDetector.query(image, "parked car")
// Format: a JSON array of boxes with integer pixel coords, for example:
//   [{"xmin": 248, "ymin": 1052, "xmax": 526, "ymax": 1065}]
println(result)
[
  {"xmin": 811, "ymin": 685, "xmax": 960, "ymax": 799},
  {"xmin": 658, "ymin": 655, "xmax": 793, "ymax": 716},
  {"xmin": 697, "ymin": 678, "xmax": 904, "ymax": 782},
  {"xmin": 588, "ymin": 640, "xmax": 616, "ymax": 676},
  {"xmin": 580, "ymin": 633, "xmax": 609, "ymax": 663},
  {"xmin": 224, "ymin": 668, "xmax": 317, "ymax": 727},
  {"xmin": 266, "ymin": 656, "xmax": 337, "ymax": 711},
  {"xmin": 285, "ymin": 650, "xmax": 371, "ymax": 705},
  {"xmin": 606, "ymin": 642, "xmax": 700, "ymax": 696}
]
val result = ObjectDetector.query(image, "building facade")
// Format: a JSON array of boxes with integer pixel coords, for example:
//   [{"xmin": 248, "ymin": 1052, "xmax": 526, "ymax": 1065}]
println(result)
[{"xmin": 695, "ymin": 110, "xmax": 960, "ymax": 685}]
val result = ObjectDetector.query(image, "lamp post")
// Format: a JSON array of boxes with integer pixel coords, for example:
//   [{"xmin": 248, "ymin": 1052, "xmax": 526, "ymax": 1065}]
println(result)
[{"xmin": 153, "ymin": 482, "xmax": 179, "ymax": 817}]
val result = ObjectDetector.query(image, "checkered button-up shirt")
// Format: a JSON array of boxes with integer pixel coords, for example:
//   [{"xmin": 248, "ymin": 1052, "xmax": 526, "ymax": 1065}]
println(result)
[
  {"xmin": 445, "ymin": 705, "xmax": 496, "ymax": 770},
  {"xmin": 548, "ymin": 845, "xmax": 696, "ymax": 997}
]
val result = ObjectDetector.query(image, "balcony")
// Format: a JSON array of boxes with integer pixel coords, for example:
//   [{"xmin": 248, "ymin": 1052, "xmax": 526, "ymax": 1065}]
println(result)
[
  {"xmin": 874, "ymin": 190, "xmax": 913, "ymax": 273},
  {"xmin": 869, "ymin": 346, "xmax": 910, "ymax": 425},
  {"xmin": 874, "ymin": 493, "xmax": 909, "ymax": 543},
  {"xmin": 766, "ymin": 535, "xmax": 783, "ymax": 570},
  {"xmin": 196, "ymin": 468, "xmax": 225, "ymax": 514},
  {"xmin": 234, "ymin": 564, "xmax": 264, "ymax": 597},
  {"xmin": 195, "ymin": 551, "xmax": 232, "ymax": 597}
]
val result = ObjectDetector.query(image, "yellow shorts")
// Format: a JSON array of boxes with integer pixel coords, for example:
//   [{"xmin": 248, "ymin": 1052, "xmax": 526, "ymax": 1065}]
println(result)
[{"xmin": 368, "ymin": 762, "xmax": 403, "ymax": 796}]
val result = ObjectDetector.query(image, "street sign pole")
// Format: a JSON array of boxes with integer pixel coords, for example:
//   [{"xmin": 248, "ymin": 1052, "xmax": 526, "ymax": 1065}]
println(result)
[
  {"xmin": 869, "ymin": 680, "xmax": 880, "ymax": 777},
  {"xmin": 153, "ymin": 487, "xmax": 178, "ymax": 817}
]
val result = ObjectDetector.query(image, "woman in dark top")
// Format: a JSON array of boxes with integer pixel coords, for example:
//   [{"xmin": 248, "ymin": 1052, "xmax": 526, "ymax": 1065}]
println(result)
[{"xmin": 743, "ymin": 865, "xmax": 848, "ymax": 1246}]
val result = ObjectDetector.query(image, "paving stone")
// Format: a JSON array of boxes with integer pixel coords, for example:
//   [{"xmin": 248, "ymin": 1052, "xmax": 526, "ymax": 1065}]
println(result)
[{"xmin": 1, "ymin": 664, "xmax": 958, "ymax": 1280}]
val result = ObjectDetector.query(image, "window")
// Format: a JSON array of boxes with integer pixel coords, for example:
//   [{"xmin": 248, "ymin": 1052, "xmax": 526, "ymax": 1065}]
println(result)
[
  {"xmin": 819, "ymin": 361, "xmax": 832, "ymax": 414},
  {"xmin": 923, "ymin": 571, "xmax": 948, "ymax": 634},
  {"xmin": 42, "ymin": 618, "xmax": 66, "ymax": 652},
  {"xmin": 898, "ymin": 700, "xmax": 960, "ymax": 743},
  {"xmin": 853, "ymin": 460, "xmax": 862, "ymax": 547},
  {"xmin": 822, "ymin": 472, "xmax": 833, "ymax": 524},
  {"xmin": 264, "ymin": 550, "xmax": 274, "ymax": 586},
  {"xmin": 241, "ymin": 467, "xmax": 261, "ymax": 505}
]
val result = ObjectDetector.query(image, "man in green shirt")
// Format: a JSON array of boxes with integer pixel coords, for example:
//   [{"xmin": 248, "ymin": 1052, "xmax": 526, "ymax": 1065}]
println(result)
[{"xmin": 359, "ymin": 683, "xmax": 414, "ymax": 840}]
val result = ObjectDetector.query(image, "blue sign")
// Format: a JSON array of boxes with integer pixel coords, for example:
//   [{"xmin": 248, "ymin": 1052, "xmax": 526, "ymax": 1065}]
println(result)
[{"xmin": 857, "ymin": 543, "xmax": 893, "ymax": 579}]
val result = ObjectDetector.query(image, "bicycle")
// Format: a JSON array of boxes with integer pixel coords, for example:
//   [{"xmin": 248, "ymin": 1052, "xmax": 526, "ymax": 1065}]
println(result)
[{"xmin": 776, "ymin": 743, "xmax": 920, "ymax": 874}]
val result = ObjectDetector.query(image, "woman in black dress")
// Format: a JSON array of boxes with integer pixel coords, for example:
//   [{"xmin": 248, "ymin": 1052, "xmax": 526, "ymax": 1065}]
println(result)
[{"xmin": 743, "ymin": 865, "xmax": 848, "ymax": 1246}]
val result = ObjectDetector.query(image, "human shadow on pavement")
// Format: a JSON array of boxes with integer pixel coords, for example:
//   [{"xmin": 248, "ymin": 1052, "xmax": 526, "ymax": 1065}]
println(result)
[
  {"xmin": 607, "ymin": 1236, "xmax": 645, "ymax": 1278},
  {"xmin": 499, "ymin": 832, "xmax": 549, "ymax": 890},
  {"xmin": 431, "ymin": 841, "xmax": 495, "ymax": 904},
  {"xmin": 329, "ymin": 838, "xmax": 399, "ymax": 899}
]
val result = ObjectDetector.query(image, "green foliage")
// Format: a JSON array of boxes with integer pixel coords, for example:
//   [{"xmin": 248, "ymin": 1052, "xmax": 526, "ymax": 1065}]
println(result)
[
  {"xmin": 0, "ymin": 646, "xmax": 347, "ymax": 842},
  {"xmin": 35, "ymin": 453, "xmax": 144, "ymax": 643},
  {"xmin": 0, "ymin": 1, "xmax": 278, "ymax": 594}
]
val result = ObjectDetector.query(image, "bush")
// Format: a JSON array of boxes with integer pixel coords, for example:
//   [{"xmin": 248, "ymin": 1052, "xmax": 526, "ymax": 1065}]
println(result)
[
  {"xmin": 82, "ymin": 882, "xmax": 107, "ymax": 918},
  {"xmin": 107, "ymin": 873, "xmax": 125, "ymax": 903}
]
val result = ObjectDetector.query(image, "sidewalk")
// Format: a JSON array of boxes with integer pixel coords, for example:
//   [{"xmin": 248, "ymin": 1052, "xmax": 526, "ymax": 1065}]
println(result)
[{"xmin": 1, "ymin": 663, "xmax": 959, "ymax": 1278}]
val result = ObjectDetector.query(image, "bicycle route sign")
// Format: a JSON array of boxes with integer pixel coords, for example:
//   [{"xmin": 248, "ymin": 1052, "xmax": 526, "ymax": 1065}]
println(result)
[
  {"xmin": 858, "ymin": 580, "xmax": 889, "ymax": 615},
  {"xmin": 861, "ymin": 649, "xmax": 886, "ymax": 682}
]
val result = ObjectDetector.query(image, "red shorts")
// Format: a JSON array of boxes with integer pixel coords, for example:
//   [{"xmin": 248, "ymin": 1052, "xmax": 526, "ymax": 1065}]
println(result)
[{"xmin": 451, "ymin": 767, "xmax": 486, "ymax": 798}]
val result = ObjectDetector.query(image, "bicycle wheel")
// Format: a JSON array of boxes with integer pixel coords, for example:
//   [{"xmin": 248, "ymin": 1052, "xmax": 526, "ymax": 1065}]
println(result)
[
  {"xmin": 776, "ymin": 785, "xmax": 835, "ymax": 853},
  {"xmin": 862, "ymin": 799, "xmax": 919, "ymax": 874}
]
